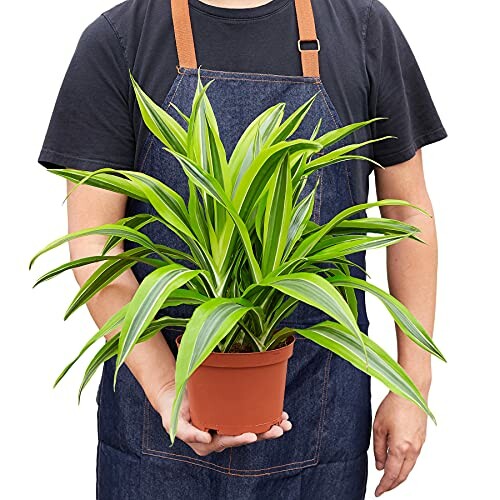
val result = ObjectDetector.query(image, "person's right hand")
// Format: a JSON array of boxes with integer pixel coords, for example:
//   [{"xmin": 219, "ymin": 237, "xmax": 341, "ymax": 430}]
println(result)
[{"xmin": 154, "ymin": 383, "xmax": 292, "ymax": 456}]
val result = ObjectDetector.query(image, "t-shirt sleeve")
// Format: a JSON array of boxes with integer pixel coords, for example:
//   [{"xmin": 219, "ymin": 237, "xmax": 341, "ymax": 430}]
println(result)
[
  {"xmin": 38, "ymin": 15, "xmax": 135, "ymax": 171},
  {"xmin": 365, "ymin": 0, "xmax": 447, "ymax": 166}
]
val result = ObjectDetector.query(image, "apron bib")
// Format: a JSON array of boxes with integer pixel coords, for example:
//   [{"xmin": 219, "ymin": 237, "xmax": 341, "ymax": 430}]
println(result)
[{"xmin": 96, "ymin": 1, "xmax": 371, "ymax": 498}]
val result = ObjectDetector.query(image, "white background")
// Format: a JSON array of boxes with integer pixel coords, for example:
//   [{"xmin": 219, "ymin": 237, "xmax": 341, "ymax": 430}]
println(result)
[{"xmin": 1, "ymin": 0, "xmax": 498, "ymax": 498}]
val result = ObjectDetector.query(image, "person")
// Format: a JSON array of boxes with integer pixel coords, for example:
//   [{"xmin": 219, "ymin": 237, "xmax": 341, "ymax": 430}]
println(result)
[{"xmin": 38, "ymin": 0, "xmax": 447, "ymax": 498}]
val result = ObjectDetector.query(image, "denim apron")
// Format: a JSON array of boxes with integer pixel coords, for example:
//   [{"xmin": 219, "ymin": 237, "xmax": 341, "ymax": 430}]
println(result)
[{"xmin": 96, "ymin": 0, "xmax": 371, "ymax": 498}]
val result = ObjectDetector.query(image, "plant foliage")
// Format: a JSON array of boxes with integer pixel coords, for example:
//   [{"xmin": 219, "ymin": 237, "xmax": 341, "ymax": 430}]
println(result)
[{"xmin": 30, "ymin": 70, "xmax": 445, "ymax": 444}]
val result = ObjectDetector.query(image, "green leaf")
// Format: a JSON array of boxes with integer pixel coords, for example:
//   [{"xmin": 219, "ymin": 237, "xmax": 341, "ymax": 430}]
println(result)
[
  {"xmin": 303, "ymin": 136, "xmax": 394, "ymax": 174},
  {"xmin": 29, "ymin": 223, "xmax": 166, "ymax": 270},
  {"xmin": 101, "ymin": 214, "xmax": 157, "ymax": 255},
  {"xmin": 334, "ymin": 217, "xmax": 420, "ymax": 236},
  {"xmin": 291, "ymin": 199, "xmax": 429, "ymax": 261},
  {"xmin": 260, "ymin": 273, "xmax": 366, "ymax": 360},
  {"xmin": 64, "ymin": 247, "xmax": 154, "ymax": 320},
  {"xmin": 54, "ymin": 305, "xmax": 128, "ymax": 388},
  {"xmin": 307, "ymin": 235, "xmax": 409, "ymax": 261},
  {"xmin": 316, "ymin": 118, "xmax": 387, "ymax": 149},
  {"xmin": 169, "ymin": 298, "xmax": 254, "ymax": 443},
  {"xmin": 327, "ymin": 275, "xmax": 446, "ymax": 361},
  {"xmin": 78, "ymin": 322, "xmax": 162, "ymax": 402},
  {"xmin": 114, "ymin": 265, "xmax": 201, "ymax": 382},
  {"xmin": 261, "ymin": 151, "xmax": 292, "ymax": 275},
  {"xmin": 265, "ymin": 92, "xmax": 319, "ymax": 145},
  {"xmin": 230, "ymin": 103, "xmax": 285, "ymax": 190},
  {"xmin": 233, "ymin": 139, "xmax": 321, "ymax": 221},
  {"xmin": 33, "ymin": 251, "xmax": 163, "ymax": 289},
  {"xmin": 47, "ymin": 168, "xmax": 147, "ymax": 202},
  {"xmin": 166, "ymin": 150, "xmax": 262, "ymax": 282},
  {"xmin": 130, "ymin": 72, "xmax": 187, "ymax": 153},
  {"xmin": 284, "ymin": 178, "xmax": 318, "ymax": 258},
  {"xmin": 120, "ymin": 171, "xmax": 194, "ymax": 240},
  {"xmin": 295, "ymin": 321, "xmax": 436, "ymax": 423},
  {"xmin": 303, "ymin": 154, "xmax": 383, "ymax": 176}
]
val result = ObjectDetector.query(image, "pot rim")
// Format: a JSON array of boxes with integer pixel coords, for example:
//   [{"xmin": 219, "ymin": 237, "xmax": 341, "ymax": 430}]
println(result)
[{"xmin": 175, "ymin": 334, "xmax": 296, "ymax": 368}]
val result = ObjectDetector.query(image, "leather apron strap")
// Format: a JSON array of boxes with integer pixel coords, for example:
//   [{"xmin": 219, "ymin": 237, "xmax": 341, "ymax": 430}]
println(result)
[{"xmin": 171, "ymin": 0, "xmax": 320, "ymax": 77}]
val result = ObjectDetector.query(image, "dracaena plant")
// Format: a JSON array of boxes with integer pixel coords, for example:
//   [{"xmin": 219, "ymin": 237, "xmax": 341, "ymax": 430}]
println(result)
[{"xmin": 30, "ymin": 70, "xmax": 445, "ymax": 444}]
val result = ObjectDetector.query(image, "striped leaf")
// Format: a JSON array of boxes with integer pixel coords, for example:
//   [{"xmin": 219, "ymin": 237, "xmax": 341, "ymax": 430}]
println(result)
[
  {"xmin": 29, "ymin": 224, "xmax": 166, "ymax": 270},
  {"xmin": 101, "ymin": 214, "xmax": 157, "ymax": 255},
  {"xmin": 54, "ymin": 305, "xmax": 128, "ymax": 389},
  {"xmin": 78, "ymin": 319, "xmax": 167, "ymax": 402},
  {"xmin": 130, "ymin": 72, "xmax": 187, "ymax": 153},
  {"xmin": 47, "ymin": 168, "xmax": 147, "ymax": 202},
  {"xmin": 291, "ymin": 199, "xmax": 429, "ymax": 261},
  {"xmin": 307, "ymin": 235, "xmax": 409, "ymax": 261},
  {"xmin": 303, "ymin": 136, "xmax": 394, "ymax": 174},
  {"xmin": 327, "ymin": 274, "xmax": 446, "ymax": 361},
  {"xmin": 230, "ymin": 103, "xmax": 285, "ymax": 190},
  {"xmin": 284, "ymin": 179, "xmax": 318, "ymax": 258},
  {"xmin": 262, "ymin": 152, "xmax": 292, "ymax": 275},
  {"xmin": 64, "ymin": 247, "xmax": 154, "ymax": 320},
  {"xmin": 232, "ymin": 139, "xmax": 321, "ymax": 221},
  {"xmin": 265, "ymin": 92, "xmax": 319, "ymax": 145},
  {"xmin": 316, "ymin": 117, "xmax": 387, "ymax": 149},
  {"xmin": 114, "ymin": 265, "xmax": 201, "ymax": 382},
  {"xmin": 167, "ymin": 150, "xmax": 262, "ymax": 282},
  {"xmin": 295, "ymin": 321, "xmax": 435, "ymax": 423},
  {"xmin": 260, "ymin": 272, "xmax": 366, "ymax": 356},
  {"xmin": 120, "ymin": 171, "xmax": 194, "ymax": 239},
  {"xmin": 33, "ymin": 252, "xmax": 164, "ymax": 289}
]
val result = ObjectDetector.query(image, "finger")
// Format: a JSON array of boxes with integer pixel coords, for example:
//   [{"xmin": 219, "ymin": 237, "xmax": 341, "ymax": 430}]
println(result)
[
  {"xmin": 176, "ymin": 419, "xmax": 212, "ymax": 445},
  {"xmin": 211, "ymin": 432, "xmax": 258, "ymax": 453},
  {"xmin": 256, "ymin": 425, "xmax": 284, "ymax": 441},
  {"xmin": 373, "ymin": 424, "xmax": 389, "ymax": 470},
  {"xmin": 391, "ymin": 451, "xmax": 419, "ymax": 489},
  {"xmin": 279, "ymin": 419, "xmax": 293, "ymax": 432},
  {"xmin": 278, "ymin": 411, "xmax": 292, "ymax": 431},
  {"xmin": 375, "ymin": 449, "xmax": 405, "ymax": 497}
]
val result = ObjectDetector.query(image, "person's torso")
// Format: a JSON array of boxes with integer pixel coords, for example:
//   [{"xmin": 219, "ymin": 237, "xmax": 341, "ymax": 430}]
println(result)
[{"xmin": 104, "ymin": 0, "xmax": 375, "ymax": 201}]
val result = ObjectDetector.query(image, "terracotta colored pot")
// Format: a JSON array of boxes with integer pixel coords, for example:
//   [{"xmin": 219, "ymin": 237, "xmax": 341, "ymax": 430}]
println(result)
[{"xmin": 175, "ymin": 334, "xmax": 296, "ymax": 435}]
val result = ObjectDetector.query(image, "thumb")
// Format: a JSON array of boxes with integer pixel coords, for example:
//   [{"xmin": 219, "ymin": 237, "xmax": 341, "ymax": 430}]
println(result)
[{"xmin": 178, "ymin": 419, "xmax": 212, "ymax": 444}]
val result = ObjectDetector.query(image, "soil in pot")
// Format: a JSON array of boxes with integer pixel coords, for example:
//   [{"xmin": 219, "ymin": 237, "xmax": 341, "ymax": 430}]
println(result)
[{"xmin": 175, "ymin": 334, "xmax": 296, "ymax": 435}]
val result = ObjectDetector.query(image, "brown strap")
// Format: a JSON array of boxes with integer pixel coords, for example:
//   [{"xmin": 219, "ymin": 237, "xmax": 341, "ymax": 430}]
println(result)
[
  {"xmin": 294, "ymin": 0, "xmax": 320, "ymax": 77},
  {"xmin": 171, "ymin": 0, "xmax": 320, "ymax": 77},
  {"xmin": 171, "ymin": 0, "xmax": 197, "ymax": 69}
]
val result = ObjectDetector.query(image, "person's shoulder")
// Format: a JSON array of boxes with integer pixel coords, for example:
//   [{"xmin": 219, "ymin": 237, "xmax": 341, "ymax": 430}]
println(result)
[
  {"xmin": 77, "ymin": 0, "xmax": 168, "ymax": 65},
  {"xmin": 319, "ymin": 0, "xmax": 376, "ymax": 32},
  {"xmin": 101, "ymin": 0, "xmax": 160, "ymax": 34}
]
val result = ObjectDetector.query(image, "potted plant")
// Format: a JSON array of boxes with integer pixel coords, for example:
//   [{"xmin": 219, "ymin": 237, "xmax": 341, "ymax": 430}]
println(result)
[{"xmin": 30, "ymin": 70, "xmax": 445, "ymax": 445}]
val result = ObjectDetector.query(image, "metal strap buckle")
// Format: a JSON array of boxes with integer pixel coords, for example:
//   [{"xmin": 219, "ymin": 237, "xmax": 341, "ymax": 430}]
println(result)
[{"xmin": 297, "ymin": 38, "xmax": 321, "ymax": 52}]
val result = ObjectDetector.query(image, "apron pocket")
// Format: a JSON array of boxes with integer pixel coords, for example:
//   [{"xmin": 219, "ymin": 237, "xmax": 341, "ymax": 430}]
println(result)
[{"xmin": 141, "ymin": 337, "xmax": 332, "ymax": 476}]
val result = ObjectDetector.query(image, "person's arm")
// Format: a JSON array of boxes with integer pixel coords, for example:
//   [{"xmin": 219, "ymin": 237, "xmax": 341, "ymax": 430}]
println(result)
[
  {"xmin": 66, "ymin": 181, "xmax": 291, "ymax": 455},
  {"xmin": 371, "ymin": 149, "xmax": 437, "ymax": 496}
]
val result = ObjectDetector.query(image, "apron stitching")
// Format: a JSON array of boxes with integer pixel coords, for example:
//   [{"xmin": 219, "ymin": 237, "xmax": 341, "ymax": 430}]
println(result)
[
  {"xmin": 141, "ymin": 344, "xmax": 332, "ymax": 473},
  {"xmin": 193, "ymin": 74, "xmax": 317, "ymax": 85},
  {"xmin": 178, "ymin": 66, "xmax": 321, "ymax": 82},
  {"xmin": 138, "ymin": 69, "xmax": 186, "ymax": 173},
  {"xmin": 142, "ymin": 449, "xmax": 319, "ymax": 477},
  {"xmin": 314, "ymin": 351, "xmax": 333, "ymax": 462},
  {"xmin": 317, "ymin": 81, "xmax": 357, "ymax": 206}
]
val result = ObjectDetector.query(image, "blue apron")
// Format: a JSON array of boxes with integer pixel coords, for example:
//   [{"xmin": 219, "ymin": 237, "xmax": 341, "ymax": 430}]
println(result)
[{"xmin": 96, "ymin": 0, "xmax": 371, "ymax": 497}]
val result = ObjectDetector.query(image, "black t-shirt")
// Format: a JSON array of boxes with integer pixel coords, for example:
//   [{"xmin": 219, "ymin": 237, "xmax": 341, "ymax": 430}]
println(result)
[{"xmin": 38, "ymin": 0, "xmax": 447, "ymax": 176}]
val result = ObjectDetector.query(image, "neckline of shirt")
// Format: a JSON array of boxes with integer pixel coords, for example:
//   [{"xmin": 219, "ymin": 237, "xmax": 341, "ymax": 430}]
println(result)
[{"xmin": 188, "ymin": 0, "xmax": 293, "ymax": 20}]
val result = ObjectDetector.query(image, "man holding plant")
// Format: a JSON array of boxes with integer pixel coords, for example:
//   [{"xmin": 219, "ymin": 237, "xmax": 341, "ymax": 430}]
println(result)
[{"xmin": 36, "ymin": 0, "xmax": 447, "ymax": 498}]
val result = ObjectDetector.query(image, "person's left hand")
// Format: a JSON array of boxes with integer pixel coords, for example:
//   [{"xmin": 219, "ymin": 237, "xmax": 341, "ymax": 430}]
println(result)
[{"xmin": 373, "ymin": 392, "xmax": 428, "ymax": 497}]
